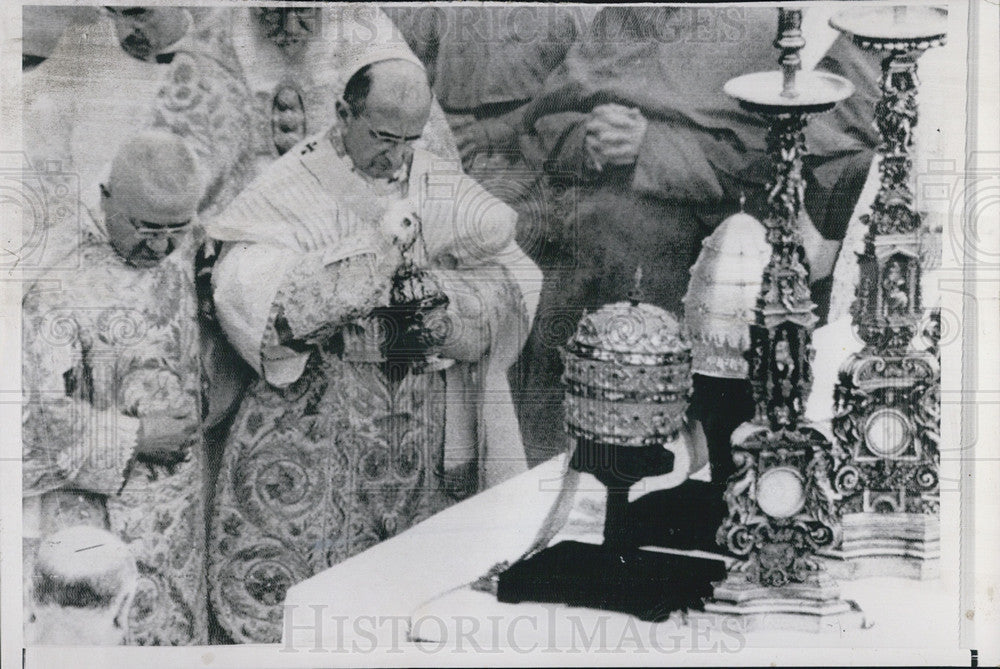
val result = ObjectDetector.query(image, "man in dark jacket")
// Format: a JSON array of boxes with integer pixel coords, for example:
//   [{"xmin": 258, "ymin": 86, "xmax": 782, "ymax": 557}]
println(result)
[{"xmin": 511, "ymin": 7, "xmax": 879, "ymax": 465}]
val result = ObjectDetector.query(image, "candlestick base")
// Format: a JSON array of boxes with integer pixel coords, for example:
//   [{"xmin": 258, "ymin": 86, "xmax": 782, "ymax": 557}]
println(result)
[
  {"xmin": 704, "ymin": 570, "xmax": 864, "ymax": 633},
  {"xmin": 820, "ymin": 512, "xmax": 940, "ymax": 580}
]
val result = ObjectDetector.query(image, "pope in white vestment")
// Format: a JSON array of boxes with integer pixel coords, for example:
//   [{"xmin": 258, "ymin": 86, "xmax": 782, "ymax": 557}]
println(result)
[
  {"xmin": 206, "ymin": 56, "xmax": 540, "ymax": 640},
  {"xmin": 150, "ymin": 5, "xmax": 459, "ymax": 217},
  {"xmin": 147, "ymin": 6, "xmax": 466, "ymax": 436}
]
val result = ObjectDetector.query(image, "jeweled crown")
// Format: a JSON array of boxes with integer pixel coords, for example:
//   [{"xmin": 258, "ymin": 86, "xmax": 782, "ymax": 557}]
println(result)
[{"xmin": 561, "ymin": 285, "xmax": 692, "ymax": 446}]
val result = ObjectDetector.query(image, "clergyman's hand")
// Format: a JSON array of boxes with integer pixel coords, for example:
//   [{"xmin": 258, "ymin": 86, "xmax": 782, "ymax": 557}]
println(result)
[
  {"xmin": 584, "ymin": 103, "xmax": 648, "ymax": 169},
  {"xmin": 374, "ymin": 200, "xmax": 421, "ymax": 276},
  {"xmin": 426, "ymin": 283, "xmax": 490, "ymax": 363},
  {"xmin": 135, "ymin": 414, "xmax": 196, "ymax": 465}
]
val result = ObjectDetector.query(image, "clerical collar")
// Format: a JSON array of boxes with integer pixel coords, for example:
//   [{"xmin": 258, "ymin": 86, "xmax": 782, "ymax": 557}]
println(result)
[{"xmin": 325, "ymin": 120, "xmax": 412, "ymax": 189}]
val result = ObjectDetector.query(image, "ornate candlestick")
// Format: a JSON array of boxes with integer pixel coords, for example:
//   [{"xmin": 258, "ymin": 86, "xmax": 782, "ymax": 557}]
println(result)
[
  {"xmin": 824, "ymin": 7, "xmax": 946, "ymax": 580},
  {"xmin": 703, "ymin": 9, "xmax": 861, "ymax": 632}
]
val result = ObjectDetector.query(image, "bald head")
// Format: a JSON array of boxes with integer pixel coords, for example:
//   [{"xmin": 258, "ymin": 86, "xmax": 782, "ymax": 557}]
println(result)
[
  {"xmin": 343, "ymin": 59, "xmax": 432, "ymax": 116},
  {"xmin": 338, "ymin": 59, "xmax": 432, "ymax": 179},
  {"xmin": 103, "ymin": 130, "xmax": 201, "ymax": 266},
  {"xmin": 27, "ymin": 527, "xmax": 137, "ymax": 645},
  {"xmin": 108, "ymin": 130, "xmax": 201, "ymax": 221}
]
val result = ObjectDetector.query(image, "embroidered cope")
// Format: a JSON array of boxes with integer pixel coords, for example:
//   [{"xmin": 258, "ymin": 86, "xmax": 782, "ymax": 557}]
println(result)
[
  {"xmin": 207, "ymin": 128, "xmax": 539, "ymax": 642},
  {"xmin": 22, "ymin": 226, "xmax": 207, "ymax": 645}
]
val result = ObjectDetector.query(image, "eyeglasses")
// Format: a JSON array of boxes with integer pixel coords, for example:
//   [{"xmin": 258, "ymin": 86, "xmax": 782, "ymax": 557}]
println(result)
[
  {"xmin": 355, "ymin": 113, "xmax": 422, "ymax": 148},
  {"xmin": 130, "ymin": 219, "xmax": 191, "ymax": 239},
  {"xmin": 100, "ymin": 183, "xmax": 192, "ymax": 237}
]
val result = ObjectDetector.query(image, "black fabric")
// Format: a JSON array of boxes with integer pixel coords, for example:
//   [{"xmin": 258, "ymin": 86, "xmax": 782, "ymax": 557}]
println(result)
[
  {"xmin": 811, "ymin": 274, "xmax": 836, "ymax": 329},
  {"xmin": 619, "ymin": 376, "xmax": 754, "ymax": 552},
  {"xmin": 33, "ymin": 572, "xmax": 117, "ymax": 609},
  {"xmin": 628, "ymin": 480, "xmax": 729, "ymax": 554},
  {"xmin": 23, "ymin": 54, "xmax": 47, "ymax": 70},
  {"xmin": 689, "ymin": 374, "xmax": 755, "ymax": 486},
  {"xmin": 497, "ymin": 541, "xmax": 727, "ymax": 622},
  {"xmin": 568, "ymin": 440, "xmax": 675, "ymax": 488},
  {"xmin": 568, "ymin": 440, "xmax": 677, "ymax": 547},
  {"xmin": 195, "ymin": 240, "xmax": 222, "ymax": 324}
]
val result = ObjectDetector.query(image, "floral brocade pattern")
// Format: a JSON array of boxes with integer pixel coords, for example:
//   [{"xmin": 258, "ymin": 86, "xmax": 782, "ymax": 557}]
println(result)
[
  {"xmin": 151, "ymin": 49, "xmax": 255, "ymax": 216},
  {"xmin": 22, "ymin": 234, "xmax": 207, "ymax": 645},
  {"xmin": 265, "ymin": 252, "xmax": 391, "ymax": 348},
  {"xmin": 209, "ymin": 352, "xmax": 451, "ymax": 643}
]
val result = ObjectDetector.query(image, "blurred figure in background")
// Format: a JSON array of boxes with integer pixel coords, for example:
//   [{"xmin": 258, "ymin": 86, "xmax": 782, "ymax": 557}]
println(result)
[
  {"xmin": 387, "ymin": 5, "xmax": 595, "ymax": 205},
  {"xmin": 21, "ymin": 6, "xmax": 101, "ymax": 71},
  {"xmin": 511, "ymin": 7, "xmax": 877, "ymax": 465},
  {"xmin": 24, "ymin": 6, "xmax": 192, "ymax": 196},
  {"xmin": 22, "ymin": 6, "xmax": 193, "ymax": 272}
]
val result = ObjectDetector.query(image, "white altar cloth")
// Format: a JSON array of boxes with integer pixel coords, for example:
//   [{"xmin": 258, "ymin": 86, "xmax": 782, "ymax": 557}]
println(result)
[
  {"xmin": 283, "ymin": 318, "xmax": 956, "ymax": 655},
  {"xmin": 284, "ymin": 457, "xmax": 958, "ymax": 655}
]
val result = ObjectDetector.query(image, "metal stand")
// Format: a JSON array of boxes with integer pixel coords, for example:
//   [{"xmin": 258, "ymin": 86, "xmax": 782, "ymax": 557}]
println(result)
[
  {"xmin": 824, "ymin": 6, "xmax": 947, "ymax": 581},
  {"xmin": 703, "ymin": 8, "xmax": 862, "ymax": 632}
]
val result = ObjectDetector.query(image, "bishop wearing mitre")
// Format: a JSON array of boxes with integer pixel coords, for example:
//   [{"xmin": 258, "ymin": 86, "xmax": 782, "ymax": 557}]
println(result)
[{"xmin": 206, "ymin": 49, "xmax": 540, "ymax": 643}]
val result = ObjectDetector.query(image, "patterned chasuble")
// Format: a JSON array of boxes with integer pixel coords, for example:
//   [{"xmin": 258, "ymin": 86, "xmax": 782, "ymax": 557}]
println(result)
[
  {"xmin": 22, "ymin": 231, "xmax": 206, "ymax": 645},
  {"xmin": 211, "ymin": 342, "xmax": 452, "ymax": 643},
  {"xmin": 208, "ymin": 134, "xmax": 473, "ymax": 644}
]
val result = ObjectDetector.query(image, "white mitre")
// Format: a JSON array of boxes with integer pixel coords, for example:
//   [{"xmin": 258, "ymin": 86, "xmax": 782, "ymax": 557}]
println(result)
[
  {"xmin": 683, "ymin": 211, "xmax": 771, "ymax": 379},
  {"xmin": 342, "ymin": 44, "xmax": 425, "ymax": 80}
]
